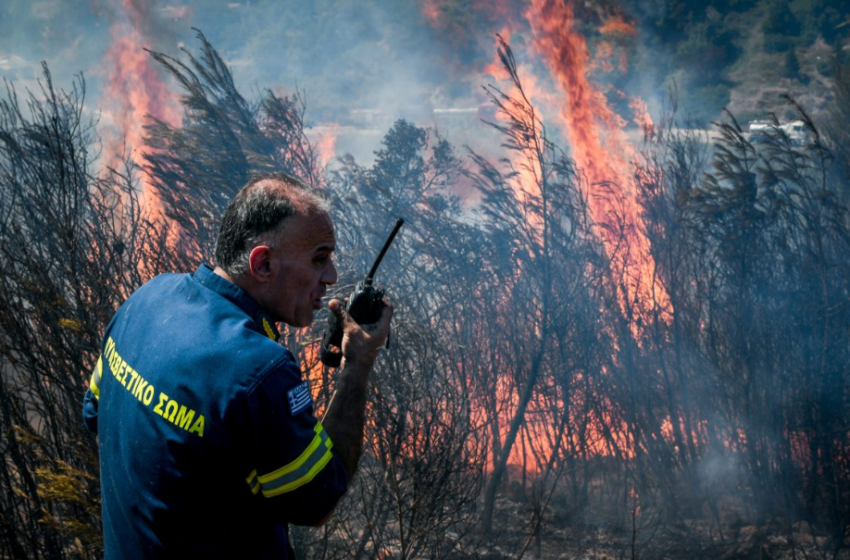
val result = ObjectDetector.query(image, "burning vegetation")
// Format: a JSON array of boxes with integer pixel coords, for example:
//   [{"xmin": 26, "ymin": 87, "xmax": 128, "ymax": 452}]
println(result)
[{"xmin": 2, "ymin": 7, "xmax": 850, "ymax": 560}]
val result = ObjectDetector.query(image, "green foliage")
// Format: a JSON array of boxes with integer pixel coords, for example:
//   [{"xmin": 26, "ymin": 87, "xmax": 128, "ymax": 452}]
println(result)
[
  {"xmin": 816, "ymin": 54, "xmax": 837, "ymax": 77},
  {"xmin": 763, "ymin": 33, "xmax": 793, "ymax": 53},
  {"xmin": 641, "ymin": 0, "xmax": 849, "ymax": 122},
  {"xmin": 825, "ymin": 56, "xmax": 850, "ymax": 204},
  {"xmin": 785, "ymin": 50, "xmax": 802, "ymax": 79},
  {"xmin": 36, "ymin": 460, "xmax": 102, "ymax": 548},
  {"xmin": 762, "ymin": 0, "xmax": 802, "ymax": 37},
  {"xmin": 789, "ymin": 0, "xmax": 850, "ymax": 42},
  {"xmin": 302, "ymin": 118, "xmax": 483, "ymax": 560},
  {"xmin": 673, "ymin": 18, "xmax": 741, "ymax": 83},
  {"xmin": 372, "ymin": 120, "xmax": 428, "ymax": 200}
]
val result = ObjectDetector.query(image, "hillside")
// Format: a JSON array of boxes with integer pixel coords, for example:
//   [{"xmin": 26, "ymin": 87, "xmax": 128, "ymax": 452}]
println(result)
[{"xmin": 629, "ymin": 0, "xmax": 850, "ymax": 123}]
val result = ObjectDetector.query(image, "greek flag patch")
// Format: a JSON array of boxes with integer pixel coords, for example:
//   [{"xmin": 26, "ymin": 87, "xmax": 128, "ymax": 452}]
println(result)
[{"xmin": 287, "ymin": 382, "xmax": 313, "ymax": 416}]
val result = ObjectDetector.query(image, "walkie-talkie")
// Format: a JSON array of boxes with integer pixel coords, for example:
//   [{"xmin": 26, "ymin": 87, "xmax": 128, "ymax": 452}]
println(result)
[{"xmin": 320, "ymin": 218, "xmax": 404, "ymax": 367}]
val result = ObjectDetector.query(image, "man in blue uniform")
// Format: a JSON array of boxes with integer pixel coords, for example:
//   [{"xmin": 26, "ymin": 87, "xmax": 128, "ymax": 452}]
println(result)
[{"xmin": 82, "ymin": 173, "xmax": 392, "ymax": 558}]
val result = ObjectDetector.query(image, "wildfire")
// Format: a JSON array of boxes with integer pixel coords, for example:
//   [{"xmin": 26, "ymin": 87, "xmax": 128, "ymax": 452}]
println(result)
[
  {"xmin": 523, "ymin": 0, "xmax": 670, "ymax": 319},
  {"xmin": 98, "ymin": 0, "xmax": 674, "ymax": 478},
  {"xmin": 421, "ymin": 0, "xmax": 674, "ymax": 473},
  {"xmin": 509, "ymin": 398, "xmax": 638, "ymax": 474},
  {"xmin": 430, "ymin": 0, "xmax": 670, "ymax": 321},
  {"xmin": 103, "ymin": 0, "xmax": 181, "ymax": 217},
  {"xmin": 484, "ymin": 32, "xmax": 561, "ymax": 240}
]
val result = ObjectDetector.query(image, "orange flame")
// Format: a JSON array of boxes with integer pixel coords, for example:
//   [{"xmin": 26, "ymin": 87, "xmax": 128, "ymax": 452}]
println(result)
[
  {"xmin": 313, "ymin": 124, "xmax": 340, "ymax": 168},
  {"xmin": 599, "ymin": 15, "xmax": 637, "ymax": 38},
  {"xmin": 525, "ymin": 0, "xmax": 669, "ymax": 320},
  {"xmin": 103, "ymin": 0, "xmax": 181, "ymax": 217},
  {"xmin": 426, "ymin": 0, "xmax": 678, "ymax": 472},
  {"xmin": 593, "ymin": 41, "xmax": 616, "ymax": 73},
  {"xmin": 484, "ymin": 30, "xmax": 565, "ymax": 239},
  {"xmin": 630, "ymin": 97, "xmax": 654, "ymax": 140}
]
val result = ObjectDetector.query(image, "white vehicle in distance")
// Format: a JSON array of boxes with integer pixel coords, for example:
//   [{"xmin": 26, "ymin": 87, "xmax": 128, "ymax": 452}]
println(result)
[{"xmin": 748, "ymin": 119, "xmax": 813, "ymax": 147}]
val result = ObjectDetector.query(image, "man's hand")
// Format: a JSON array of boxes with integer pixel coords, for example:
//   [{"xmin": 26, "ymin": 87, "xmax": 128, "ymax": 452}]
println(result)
[
  {"xmin": 328, "ymin": 296, "xmax": 393, "ymax": 369},
  {"xmin": 321, "ymin": 295, "xmax": 394, "ymax": 484}
]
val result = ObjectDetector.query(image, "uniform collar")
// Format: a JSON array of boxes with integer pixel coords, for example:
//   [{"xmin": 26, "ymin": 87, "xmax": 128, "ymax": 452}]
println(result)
[{"xmin": 193, "ymin": 264, "xmax": 281, "ymax": 342}]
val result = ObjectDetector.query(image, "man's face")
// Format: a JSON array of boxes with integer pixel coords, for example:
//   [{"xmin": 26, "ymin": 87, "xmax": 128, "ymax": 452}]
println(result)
[{"xmin": 263, "ymin": 211, "xmax": 337, "ymax": 327}]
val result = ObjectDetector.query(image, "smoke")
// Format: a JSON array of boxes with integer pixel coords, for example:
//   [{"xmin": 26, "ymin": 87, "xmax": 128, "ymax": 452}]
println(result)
[
  {"xmin": 0, "ymin": 53, "xmax": 27, "ymax": 72},
  {"xmin": 3, "ymin": 1, "xmax": 834, "ymax": 322},
  {"xmin": 2, "ymin": 0, "xmax": 841, "ymax": 175},
  {"xmin": 0, "ymin": 0, "xmax": 662, "ymax": 176},
  {"xmin": 2, "ymin": 3, "xmax": 849, "ymax": 552}
]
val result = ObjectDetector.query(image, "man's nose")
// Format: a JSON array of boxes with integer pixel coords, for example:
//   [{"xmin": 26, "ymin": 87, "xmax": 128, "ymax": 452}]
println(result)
[{"xmin": 322, "ymin": 259, "xmax": 338, "ymax": 285}]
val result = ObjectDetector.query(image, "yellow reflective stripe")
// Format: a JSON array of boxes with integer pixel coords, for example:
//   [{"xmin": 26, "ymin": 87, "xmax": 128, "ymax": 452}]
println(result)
[
  {"xmin": 89, "ymin": 355, "xmax": 103, "ymax": 400},
  {"xmin": 245, "ymin": 470, "xmax": 261, "ymax": 495},
  {"xmin": 262, "ymin": 317, "xmax": 276, "ymax": 341},
  {"xmin": 262, "ymin": 446, "xmax": 333, "ymax": 498},
  {"xmin": 257, "ymin": 423, "xmax": 324, "ymax": 485},
  {"xmin": 251, "ymin": 422, "xmax": 335, "ymax": 497}
]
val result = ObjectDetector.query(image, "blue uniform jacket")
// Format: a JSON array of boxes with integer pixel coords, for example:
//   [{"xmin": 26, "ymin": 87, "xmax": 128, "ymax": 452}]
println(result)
[{"xmin": 82, "ymin": 264, "xmax": 348, "ymax": 559}]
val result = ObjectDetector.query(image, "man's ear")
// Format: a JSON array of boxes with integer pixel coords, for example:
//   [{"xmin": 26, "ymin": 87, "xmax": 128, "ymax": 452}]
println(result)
[{"xmin": 248, "ymin": 245, "xmax": 273, "ymax": 281}]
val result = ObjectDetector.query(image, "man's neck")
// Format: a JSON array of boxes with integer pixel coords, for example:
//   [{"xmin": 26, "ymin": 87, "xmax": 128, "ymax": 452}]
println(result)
[
  {"xmin": 213, "ymin": 266, "xmax": 256, "ymax": 300},
  {"xmin": 212, "ymin": 266, "xmax": 238, "ymax": 285},
  {"xmin": 213, "ymin": 266, "xmax": 284, "ymax": 325}
]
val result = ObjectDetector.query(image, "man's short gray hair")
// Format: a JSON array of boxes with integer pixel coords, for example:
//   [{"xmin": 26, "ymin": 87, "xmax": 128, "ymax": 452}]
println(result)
[{"xmin": 214, "ymin": 172, "xmax": 331, "ymax": 277}]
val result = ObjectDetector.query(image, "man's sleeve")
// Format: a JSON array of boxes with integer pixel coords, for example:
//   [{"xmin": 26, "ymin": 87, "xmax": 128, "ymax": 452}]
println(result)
[
  {"xmin": 82, "ymin": 354, "xmax": 103, "ymax": 434},
  {"xmin": 236, "ymin": 356, "xmax": 349, "ymax": 526}
]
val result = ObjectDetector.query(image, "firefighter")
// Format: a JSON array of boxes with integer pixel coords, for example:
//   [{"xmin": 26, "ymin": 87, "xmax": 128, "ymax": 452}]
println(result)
[{"xmin": 82, "ymin": 172, "xmax": 392, "ymax": 558}]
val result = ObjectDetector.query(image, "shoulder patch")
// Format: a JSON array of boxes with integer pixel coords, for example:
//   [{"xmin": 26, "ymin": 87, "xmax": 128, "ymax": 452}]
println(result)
[
  {"xmin": 262, "ymin": 317, "xmax": 276, "ymax": 341},
  {"xmin": 253, "ymin": 310, "xmax": 280, "ymax": 342},
  {"xmin": 287, "ymin": 381, "xmax": 313, "ymax": 416}
]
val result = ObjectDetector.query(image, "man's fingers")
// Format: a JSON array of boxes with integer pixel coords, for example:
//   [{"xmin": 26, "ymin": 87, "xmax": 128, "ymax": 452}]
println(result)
[
  {"xmin": 380, "ymin": 296, "xmax": 394, "ymax": 320},
  {"xmin": 375, "ymin": 297, "xmax": 393, "ymax": 332},
  {"xmin": 336, "ymin": 293, "xmax": 395, "ymax": 366},
  {"xmin": 344, "ymin": 297, "xmax": 393, "ymax": 335},
  {"xmin": 329, "ymin": 299, "xmax": 350, "ymax": 325},
  {"xmin": 328, "ymin": 298, "xmax": 343, "ymax": 315}
]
